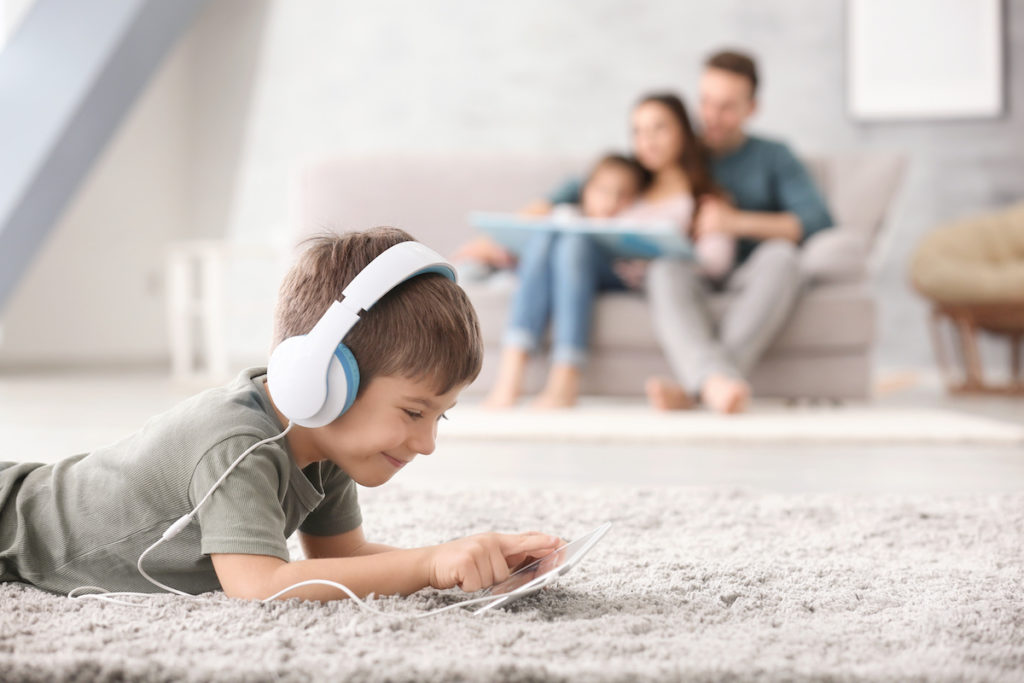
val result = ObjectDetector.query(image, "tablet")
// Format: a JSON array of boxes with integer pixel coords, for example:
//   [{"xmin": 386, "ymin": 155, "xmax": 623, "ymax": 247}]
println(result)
[
  {"xmin": 472, "ymin": 522, "xmax": 612, "ymax": 614},
  {"xmin": 469, "ymin": 211, "xmax": 693, "ymax": 260}
]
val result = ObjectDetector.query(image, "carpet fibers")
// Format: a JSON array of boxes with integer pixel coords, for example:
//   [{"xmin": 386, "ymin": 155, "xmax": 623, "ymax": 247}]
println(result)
[{"xmin": 1, "ymin": 487, "xmax": 1022, "ymax": 682}]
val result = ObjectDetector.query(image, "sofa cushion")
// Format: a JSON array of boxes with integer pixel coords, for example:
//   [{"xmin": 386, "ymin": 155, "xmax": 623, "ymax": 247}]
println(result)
[
  {"xmin": 466, "ymin": 279, "xmax": 874, "ymax": 354},
  {"xmin": 293, "ymin": 155, "xmax": 587, "ymax": 258},
  {"xmin": 799, "ymin": 227, "xmax": 869, "ymax": 284},
  {"xmin": 802, "ymin": 154, "xmax": 905, "ymax": 243}
]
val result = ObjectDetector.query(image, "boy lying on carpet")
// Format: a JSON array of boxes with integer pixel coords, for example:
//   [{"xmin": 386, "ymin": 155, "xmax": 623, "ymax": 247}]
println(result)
[{"xmin": 0, "ymin": 227, "xmax": 561, "ymax": 601}]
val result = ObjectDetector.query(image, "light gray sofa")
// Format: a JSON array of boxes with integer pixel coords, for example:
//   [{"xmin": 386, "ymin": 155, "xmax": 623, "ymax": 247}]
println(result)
[{"xmin": 292, "ymin": 153, "xmax": 904, "ymax": 399}]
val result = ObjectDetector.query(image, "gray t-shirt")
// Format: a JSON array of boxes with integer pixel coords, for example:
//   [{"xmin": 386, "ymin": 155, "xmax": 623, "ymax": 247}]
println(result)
[{"xmin": 0, "ymin": 368, "xmax": 361, "ymax": 595}]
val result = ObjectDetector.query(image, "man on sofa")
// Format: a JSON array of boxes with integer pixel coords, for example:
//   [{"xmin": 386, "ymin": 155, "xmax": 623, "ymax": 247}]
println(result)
[{"xmin": 641, "ymin": 49, "xmax": 834, "ymax": 413}]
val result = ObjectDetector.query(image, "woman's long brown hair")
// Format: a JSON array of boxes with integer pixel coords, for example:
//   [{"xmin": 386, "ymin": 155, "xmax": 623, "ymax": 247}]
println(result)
[{"xmin": 635, "ymin": 92, "xmax": 719, "ymax": 199}]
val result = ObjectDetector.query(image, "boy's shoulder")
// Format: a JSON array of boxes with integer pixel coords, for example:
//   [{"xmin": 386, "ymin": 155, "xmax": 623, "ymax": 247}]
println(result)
[
  {"xmin": 147, "ymin": 367, "xmax": 287, "ymax": 468},
  {"xmin": 206, "ymin": 366, "xmax": 281, "ymax": 431},
  {"xmin": 156, "ymin": 367, "xmax": 300, "ymax": 497}
]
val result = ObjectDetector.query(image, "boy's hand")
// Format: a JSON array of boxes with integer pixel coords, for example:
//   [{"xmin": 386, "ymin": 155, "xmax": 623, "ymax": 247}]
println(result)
[{"xmin": 425, "ymin": 532, "xmax": 562, "ymax": 593}]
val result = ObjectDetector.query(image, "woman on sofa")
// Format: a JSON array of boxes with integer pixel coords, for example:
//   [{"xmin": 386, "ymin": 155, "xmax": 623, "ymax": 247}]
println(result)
[{"xmin": 468, "ymin": 93, "xmax": 726, "ymax": 409}]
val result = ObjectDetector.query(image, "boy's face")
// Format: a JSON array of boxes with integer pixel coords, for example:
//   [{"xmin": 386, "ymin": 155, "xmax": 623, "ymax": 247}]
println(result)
[
  {"xmin": 581, "ymin": 165, "xmax": 640, "ymax": 218},
  {"xmin": 305, "ymin": 374, "xmax": 463, "ymax": 487}
]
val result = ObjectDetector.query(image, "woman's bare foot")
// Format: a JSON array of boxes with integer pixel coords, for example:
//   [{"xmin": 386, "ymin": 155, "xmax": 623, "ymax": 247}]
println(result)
[
  {"xmin": 483, "ymin": 348, "xmax": 529, "ymax": 409},
  {"xmin": 645, "ymin": 376, "xmax": 695, "ymax": 411},
  {"xmin": 530, "ymin": 364, "xmax": 580, "ymax": 410},
  {"xmin": 700, "ymin": 374, "xmax": 751, "ymax": 414}
]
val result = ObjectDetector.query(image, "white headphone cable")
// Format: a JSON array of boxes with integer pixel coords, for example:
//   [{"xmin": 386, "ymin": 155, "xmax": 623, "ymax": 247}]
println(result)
[{"xmin": 68, "ymin": 421, "xmax": 506, "ymax": 616}]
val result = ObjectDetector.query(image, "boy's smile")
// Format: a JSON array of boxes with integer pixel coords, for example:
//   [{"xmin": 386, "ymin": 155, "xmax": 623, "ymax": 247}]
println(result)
[{"xmin": 270, "ymin": 375, "xmax": 462, "ymax": 487}]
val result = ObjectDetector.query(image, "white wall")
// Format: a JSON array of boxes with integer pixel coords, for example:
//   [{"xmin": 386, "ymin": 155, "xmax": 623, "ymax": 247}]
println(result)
[
  {"xmin": 0, "ymin": 0, "xmax": 37, "ymax": 47},
  {"xmin": 1, "ymin": 0, "xmax": 1021, "ymax": 371},
  {"xmin": 0, "ymin": 27, "xmax": 193, "ymax": 366}
]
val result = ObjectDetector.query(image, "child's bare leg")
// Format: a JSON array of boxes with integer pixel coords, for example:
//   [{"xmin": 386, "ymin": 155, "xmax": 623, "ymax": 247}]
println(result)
[
  {"xmin": 483, "ymin": 348, "xmax": 529, "ymax": 409},
  {"xmin": 645, "ymin": 376, "xmax": 695, "ymax": 411},
  {"xmin": 531, "ymin": 363, "xmax": 581, "ymax": 410},
  {"xmin": 700, "ymin": 373, "xmax": 750, "ymax": 414}
]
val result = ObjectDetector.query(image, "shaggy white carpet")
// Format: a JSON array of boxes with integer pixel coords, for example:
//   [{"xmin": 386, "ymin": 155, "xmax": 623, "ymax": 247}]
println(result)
[
  {"xmin": 441, "ymin": 404, "xmax": 1024, "ymax": 445},
  {"xmin": 1, "ymin": 486, "xmax": 1022, "ymax": 682}
]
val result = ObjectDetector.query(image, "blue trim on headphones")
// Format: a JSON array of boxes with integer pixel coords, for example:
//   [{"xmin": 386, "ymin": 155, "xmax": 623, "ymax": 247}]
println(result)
[
  {"xmin": 334, "ymin": 343, "xmax": 360, "ymax": 416},
  {"xmin": 404, "ymin": 265, "xmax": 456, "ymax": 282}
]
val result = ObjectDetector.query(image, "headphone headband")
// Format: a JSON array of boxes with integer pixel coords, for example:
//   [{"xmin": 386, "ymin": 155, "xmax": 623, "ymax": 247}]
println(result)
[
  {"xmin": 267, "ymin": 240, "xmax": 457, "ymax": 425},
  {"xmin": 342, "ymin": 241, "xmax": 456, "ymax": 312}
]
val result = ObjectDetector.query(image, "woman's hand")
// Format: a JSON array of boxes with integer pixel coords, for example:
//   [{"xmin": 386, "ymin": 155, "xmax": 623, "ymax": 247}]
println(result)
[
  {"xmin": 424, "ymin": 531, "xmax": 562, "ymax": 592},
  {"xmin": 693, "ymin": 195, "xmax": 739, "ymax": 239},
  {"xmin": 614, "ymin": 259, "xmax": 650, "ymax": 290},
  {"xmin": 519, "ymin": 199, "xmax": 554, "ymax": 217},
  {"xmin": 451, "ymin": 237, "xmax": 516, "ymax": 269}
]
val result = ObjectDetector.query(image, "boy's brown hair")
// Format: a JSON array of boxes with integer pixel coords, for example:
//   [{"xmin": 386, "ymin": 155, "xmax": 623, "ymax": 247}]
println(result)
[
  {"xmin": 273, "ymin": 227, "xmax": 483, "ymax": 395},
  {"xmin": 705, "ymin": 49, "xmax": 759, "ymax": 97}
]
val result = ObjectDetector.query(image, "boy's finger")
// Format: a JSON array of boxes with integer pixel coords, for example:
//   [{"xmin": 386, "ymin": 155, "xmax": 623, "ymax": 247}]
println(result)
[
  {"xmin": 498, "ymin": 532, "xmax": 561, "ymax": 558},
  {"xmin": 476, "ymin": 554, "xmax": 494, "ymax": 591},
  {"xmin": 460, "ymin": 564, "xmax": 483, "ymax": 593},
  {"xmin": 489, "ymin": 546, "xmax": 510, "ymax": 586}
]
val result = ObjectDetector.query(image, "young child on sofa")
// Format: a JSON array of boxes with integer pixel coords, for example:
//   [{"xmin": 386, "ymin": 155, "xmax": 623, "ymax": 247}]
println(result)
[
  {"xmin": 0, "ymin": 227, "xmax": 561, "ymax": 602},
  {"xmin": 484, "ymin": 154, "xmax": 734, "ymax": 409}
]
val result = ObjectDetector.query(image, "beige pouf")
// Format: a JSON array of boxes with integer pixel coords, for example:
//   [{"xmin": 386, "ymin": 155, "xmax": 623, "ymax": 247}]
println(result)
[{"xmin": 910, "ymin": 202, "xmax": 1024, "ymax": 394}]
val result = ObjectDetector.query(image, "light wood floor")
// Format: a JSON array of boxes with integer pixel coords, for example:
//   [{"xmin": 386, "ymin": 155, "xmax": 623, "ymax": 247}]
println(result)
[{"xmin": 1, "ymin": 369, "xmax": 1021, "ymax": 494}]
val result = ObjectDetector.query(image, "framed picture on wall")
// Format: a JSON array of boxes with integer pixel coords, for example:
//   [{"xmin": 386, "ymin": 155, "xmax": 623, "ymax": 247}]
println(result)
[{"xmin": 847, "ymin": 0, "xmax": 1004, "ymax": 120}]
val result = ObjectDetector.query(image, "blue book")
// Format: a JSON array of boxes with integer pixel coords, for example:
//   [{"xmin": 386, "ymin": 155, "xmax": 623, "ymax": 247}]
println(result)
[{"xmin": 469, "ymin": 211, "xmax": 694, "ymax": 260}]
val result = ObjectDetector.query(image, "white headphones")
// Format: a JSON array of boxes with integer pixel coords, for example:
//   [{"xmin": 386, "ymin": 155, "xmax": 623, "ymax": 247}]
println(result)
[{"xmin": 267, "ymin": 240, "xmax": 457, "ymax": 428}]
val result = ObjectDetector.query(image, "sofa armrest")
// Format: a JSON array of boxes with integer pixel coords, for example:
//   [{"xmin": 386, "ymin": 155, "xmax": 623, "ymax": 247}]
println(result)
[{"xmin": 799, "ymin": 227, "xmax": 869, "ymax": 284}]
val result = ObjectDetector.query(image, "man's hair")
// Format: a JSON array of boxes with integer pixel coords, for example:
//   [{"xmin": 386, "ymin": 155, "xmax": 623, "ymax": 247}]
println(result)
[
  {"xmin": 705, "ymin": 49, "xmax": 759, "ymax": 96},
  {"xmin": 587, "ymin": 153, "xmax": 650, "ymax": 193},
  {"xmin": 272, "ymin": 227, "xmax": 483, "ymax": 395}
]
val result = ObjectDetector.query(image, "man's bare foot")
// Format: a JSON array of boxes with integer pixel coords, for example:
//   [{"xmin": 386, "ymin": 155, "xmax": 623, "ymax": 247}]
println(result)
[
  {"xmin": 645, "ymin": 377, "xmax": 695, "ymax": 411},
  {"xmin": 530, "ymin": 364, "xmax": 580, "ymax": 410},
  {"xmin": 700, "ymin": 374, "xmax": 751, "ymax": 414},
  {"xmin": 483, "ymin": 348, "xmax": 529, "ymax": 409}
]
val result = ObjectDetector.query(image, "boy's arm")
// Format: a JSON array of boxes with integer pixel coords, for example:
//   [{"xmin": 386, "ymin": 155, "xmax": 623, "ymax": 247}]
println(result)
[
  {"xmin": 212, "ymin": 531, "xmax": 561, "ymax": 602},
  {"xmin": 300, "ymin": 525, "xmax": 397, "ymax": 559},
  {"xmin": 212, "ymin": 550, "xmax": 430, "ymax": 601}
]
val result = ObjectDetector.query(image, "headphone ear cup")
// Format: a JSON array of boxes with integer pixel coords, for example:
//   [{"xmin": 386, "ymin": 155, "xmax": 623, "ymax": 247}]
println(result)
[{"xmin": 296, "ymin": 343, "xmax": 360, "ymax": 428}]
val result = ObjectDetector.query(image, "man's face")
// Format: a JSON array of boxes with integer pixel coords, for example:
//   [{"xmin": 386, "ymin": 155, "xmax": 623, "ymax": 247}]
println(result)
[
  {"xmin": 308, "ymin": 374, "xmax": 463, "ymax": 487},
  {"xmin": 699, "ymin": 67, "xmax": 756, "ymax": 151}
]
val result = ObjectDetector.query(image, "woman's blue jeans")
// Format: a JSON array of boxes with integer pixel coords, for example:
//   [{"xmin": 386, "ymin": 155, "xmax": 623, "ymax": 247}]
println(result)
[{"xmin": 503, "ymin": 232, "xmax": 625, "ymax": 366}]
